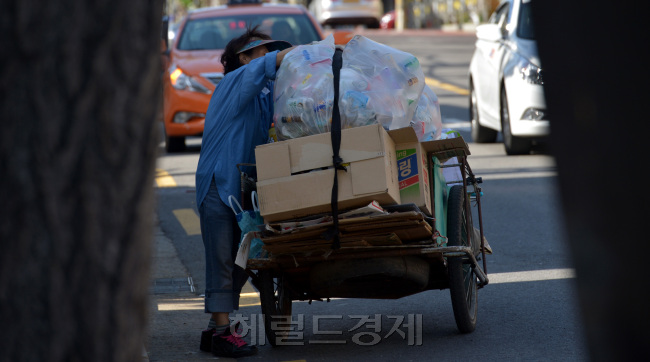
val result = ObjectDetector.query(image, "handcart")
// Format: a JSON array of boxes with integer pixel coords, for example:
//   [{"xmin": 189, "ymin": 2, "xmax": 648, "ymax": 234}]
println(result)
[{"xmin": 244, "ymin": 135, "xmax": 490, "ymax": 346}]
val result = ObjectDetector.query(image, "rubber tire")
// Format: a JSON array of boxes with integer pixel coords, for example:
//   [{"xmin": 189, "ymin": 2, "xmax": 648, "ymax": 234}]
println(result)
[
  {"xmin": 447, "ymin": 185, "xmax": 478, "ymax": 333},
  {"xmin": 470, "ymin": 80, "xmax": 497, "ymax": 143},
  {"xmin": 367, "ymin": 19, "xmax": 381, "ymax": 29},
  {"xmin": 500, "ymin": 86, "xmax": 532, "ymax": 155},
  {"xmin": 165, "ymin": 133, "xmax": 186, "ymax": 153},
  {"xmin": 258, "ymin": 270, "xmax": 292, "ymax": 347}
]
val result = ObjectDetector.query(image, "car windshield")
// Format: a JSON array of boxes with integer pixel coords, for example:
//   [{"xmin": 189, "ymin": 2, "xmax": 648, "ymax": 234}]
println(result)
[
  {"xmin": 517, "ymin": 1, "xmax": 535, "ymax": 40},
  {"xmin": 177, "ymin": 14, "xmax": 320, "ymax": 50}
]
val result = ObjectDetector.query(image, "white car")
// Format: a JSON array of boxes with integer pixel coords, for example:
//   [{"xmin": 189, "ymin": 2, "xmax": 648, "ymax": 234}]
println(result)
[
  {"xmin": 308, "ymin": 0, "xmax": 383, "ymax": 29},
  {"xmin": 468, "ymin": 0, "xmax": 547, "ymax": 155}
]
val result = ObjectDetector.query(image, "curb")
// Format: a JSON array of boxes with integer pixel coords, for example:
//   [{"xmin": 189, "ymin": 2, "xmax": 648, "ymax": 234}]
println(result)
[{"xmin": 145, "ymin": 220, "xmax": 198, "ymax": 361}]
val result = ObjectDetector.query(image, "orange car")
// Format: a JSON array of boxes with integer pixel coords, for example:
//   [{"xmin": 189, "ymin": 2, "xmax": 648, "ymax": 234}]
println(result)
[{"xmin": 162, "ymin": 0, "xmax": 350, "ymax": 152}]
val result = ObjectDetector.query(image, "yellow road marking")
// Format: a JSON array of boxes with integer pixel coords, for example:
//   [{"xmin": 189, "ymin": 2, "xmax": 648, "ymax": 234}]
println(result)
[
  {"xmin": 240, "ymin": 281, "xmax": 260, "ymax": 306},
  {"xmin": 157, "ymin": 297, "xmax": 203, "ymax": 311},
  {"xmin": 425, "ymin": 77, "xmax": 469, "ymax": 95},
  {"xmin": 155, "ymin": 168, "xmax": 177, "ymax": 188},
  {"xmin": 157, "ymin": 299, "xmax": 257, "ymax": 310},
  {"xmin": 172, "ymin": 209, "xmax": 202, "ymax": 236},
  {"xmin": 240, "ymin": 291, "xmax": 261, "ymax": 306}
]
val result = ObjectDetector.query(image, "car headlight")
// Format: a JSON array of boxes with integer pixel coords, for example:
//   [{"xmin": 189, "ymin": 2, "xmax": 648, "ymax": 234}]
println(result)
[
  {"xmin": 521, "ymin": 108, "xmax": 546, "ymax": 121},
  {"xmin": 169, "ymin": 66, "xmax": 211, "ymax": 94},
  {"xmin": 518, "ymin": 58, "xmax": 544, "ymax": 85}
]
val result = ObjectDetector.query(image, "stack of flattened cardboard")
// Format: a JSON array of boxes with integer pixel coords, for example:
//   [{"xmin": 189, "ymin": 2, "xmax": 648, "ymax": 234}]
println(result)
[{"xmin": 261, "ymin": 211, "xmax": 433, "ymax": 255}]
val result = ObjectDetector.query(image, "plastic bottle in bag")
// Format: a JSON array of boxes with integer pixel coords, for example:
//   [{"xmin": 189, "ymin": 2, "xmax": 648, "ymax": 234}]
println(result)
[
  {"xmin": 268, "ymin": 122, "xmax": 277, "ymax": 143},
  {"xmin": 410, "ymin": 85, "xmax": 443, "ymax": 141},
  {"xmin": 343, "ymin": 35, "xmax": 425, "ymax": 131},
  {"xmin": 274, "ymin": 35, "xmax": 336, "ymax": 139}
]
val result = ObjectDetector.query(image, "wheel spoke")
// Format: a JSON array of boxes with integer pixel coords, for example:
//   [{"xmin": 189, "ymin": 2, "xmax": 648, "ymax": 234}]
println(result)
[
  {"xmin": 447, "ymin": 185, "xmax": 478, "ymax": 333},
  {"xmin": 259, "ymin": 271, "xmax": 293, "ymax": 346}
]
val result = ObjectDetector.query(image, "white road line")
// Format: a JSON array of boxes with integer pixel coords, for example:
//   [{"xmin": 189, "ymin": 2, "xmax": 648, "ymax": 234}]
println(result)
[
  {"xmin": 488, "ymin": 268, "xmax": 575, "ymax": 284},
  {"xmin": 157, "ymin": 269, "xmax": 576, "ymax": 311}
]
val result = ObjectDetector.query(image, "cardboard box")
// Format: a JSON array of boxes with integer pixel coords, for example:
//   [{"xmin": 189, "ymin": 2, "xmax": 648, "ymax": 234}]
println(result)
[
  {"xmin": 387, "ymin": 127, "xmax": 433, "ymax": 216},
  {"xmin": 386, "ymin": 128, "xmax": 471, "ymax": 216},
  {"xmin": 420, "ymin": 135, "xmax": 470, "ymax": 164},
  {"xmin": 255, "ymin": 124, "xmax": 401, "ymax": 222}
]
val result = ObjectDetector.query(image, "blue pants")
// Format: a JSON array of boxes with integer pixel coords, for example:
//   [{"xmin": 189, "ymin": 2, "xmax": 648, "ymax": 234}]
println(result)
[{"xmin": 199, "ymin": 178, "xmax": 249, "ymax": 313}]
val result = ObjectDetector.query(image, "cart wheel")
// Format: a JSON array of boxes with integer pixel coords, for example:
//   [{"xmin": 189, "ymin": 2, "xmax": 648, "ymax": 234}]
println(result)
[
  {"xmin": 258, "ymin": 269, "xmax": 293, "ymax": 347},
  {"xmin": 447, "ymin": 185, "xmax": 478, "ymax": 333}
]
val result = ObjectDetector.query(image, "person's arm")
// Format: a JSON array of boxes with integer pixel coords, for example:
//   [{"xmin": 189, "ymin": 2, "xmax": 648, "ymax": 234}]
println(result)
[
  {"xmin": 231, "ymin": 51, "xmax": 280, "ymax": 105},
  {"xmin": 229, "ymin": 47, "xmax": 297, "ymax": 107},
  {"xmin": 275, "ymin": 46, "xmax": 297, "ymax": 68}
]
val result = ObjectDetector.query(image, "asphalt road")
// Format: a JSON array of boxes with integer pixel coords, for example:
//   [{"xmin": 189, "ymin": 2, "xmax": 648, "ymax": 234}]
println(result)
[{"xmin": 153, "ymin": 30, "xmax": 588, "ymax": 361}]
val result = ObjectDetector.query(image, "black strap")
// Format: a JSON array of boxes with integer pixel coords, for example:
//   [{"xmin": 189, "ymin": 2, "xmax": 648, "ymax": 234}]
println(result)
[{"xmin": 324, "ymin": 48, "xmax": 346, "ymax": 250}]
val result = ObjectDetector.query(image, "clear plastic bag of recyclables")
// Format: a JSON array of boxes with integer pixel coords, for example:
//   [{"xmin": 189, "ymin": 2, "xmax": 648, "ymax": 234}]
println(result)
[
  {"xmin": 411, "ymin": 84, "xmax": 443, "ymax": 141},
  {"xmin": 273, "ymin": 35, "xmax": 336, "ymax": 140},
  {"xmin": 340, "ymin": 35, "xmax": 425, "ymax": 131},
  {"xmin": 274, "ymin": 34, "xmax": 438, "ymax": 140}
]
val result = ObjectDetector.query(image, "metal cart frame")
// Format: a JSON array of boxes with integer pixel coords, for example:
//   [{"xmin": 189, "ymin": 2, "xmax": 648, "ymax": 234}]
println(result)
[{"xmin": 245, "ymin": 136, "xmax": 490, "ymax": 346}]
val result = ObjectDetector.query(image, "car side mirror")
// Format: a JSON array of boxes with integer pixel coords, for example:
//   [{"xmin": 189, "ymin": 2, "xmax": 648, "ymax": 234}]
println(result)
[{"xmin": 475, "ymin": 24, "xmax": 503, "ymax": 42}]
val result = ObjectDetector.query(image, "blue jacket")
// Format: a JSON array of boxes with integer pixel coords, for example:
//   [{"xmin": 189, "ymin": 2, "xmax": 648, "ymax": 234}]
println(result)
[{"xmin": 195, "ymin": 51, "xmax": 279, "ymax": 209}]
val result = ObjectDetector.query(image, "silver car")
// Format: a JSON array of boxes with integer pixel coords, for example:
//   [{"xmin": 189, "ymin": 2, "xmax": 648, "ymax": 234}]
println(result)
[
  {"xmin": 468, "ymin": 0, "xmax": 547, "ymax": 155},
  {"xmin": 308, "ymin": 0, "xmax": 383, "ymax": 29}
]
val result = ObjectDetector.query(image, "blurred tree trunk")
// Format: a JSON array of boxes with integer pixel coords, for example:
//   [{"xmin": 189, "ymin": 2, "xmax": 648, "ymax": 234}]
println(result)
[
  {"xmin": 0, "ymin": 0, "xmax": 163, "ymax": 361},
  {"xmin": 533, "ymin": 0, "xmax": 649, "ymax": 360}
]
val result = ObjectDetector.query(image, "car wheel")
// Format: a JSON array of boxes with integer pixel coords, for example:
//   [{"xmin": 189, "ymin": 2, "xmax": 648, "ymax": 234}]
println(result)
[
  {"xmin": 500, "ymin": 86, "xmax": 532, "ymax": 155},
  {"xmin": 166, "ymin": 136, "xmax": 185, "ymax": 153},
  {"xmin": 164, "ymin": 130, "xmax": 186, "ymax": 153},
  {"xmin": 368, "ymin": 19, "xmax": 380, "ymax": 29},
  {"xmin": 162, "ymin": 124, "xmax": 185, "ymax": 153},
  {"xmin": 470, "ymin": 81, "xmax": 497, "ymax": 143}
]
